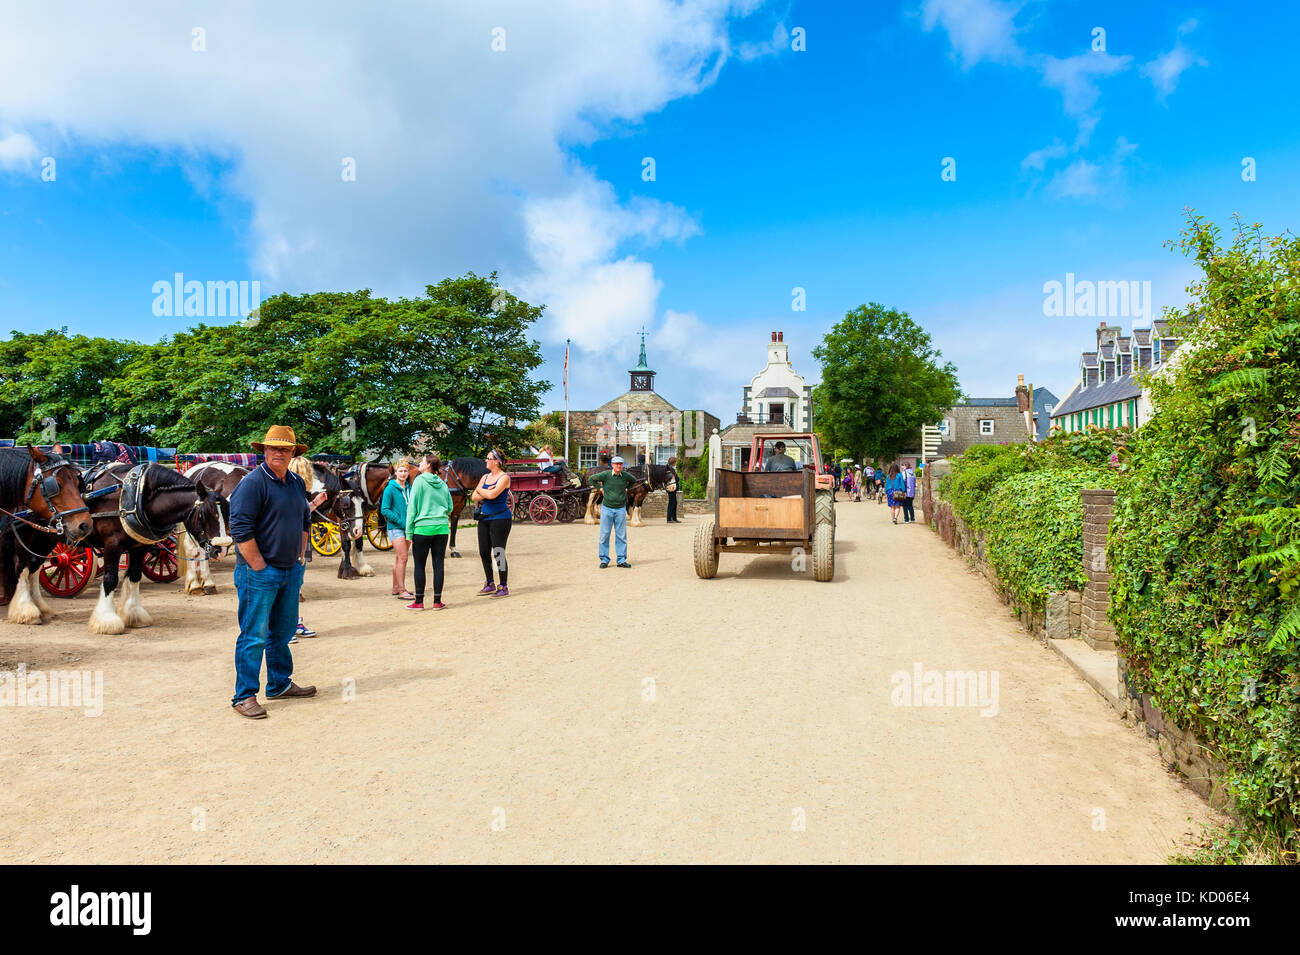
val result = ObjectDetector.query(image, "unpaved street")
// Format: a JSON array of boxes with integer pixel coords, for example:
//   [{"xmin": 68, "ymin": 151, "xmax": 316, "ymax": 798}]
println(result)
[{"xmin": 1, "ymin": 500, "xmax": 1218, "ymax": 863}]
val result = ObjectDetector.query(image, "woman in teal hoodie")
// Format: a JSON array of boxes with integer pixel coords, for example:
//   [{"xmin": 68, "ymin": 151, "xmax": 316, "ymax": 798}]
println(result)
[
  {"xmin": 404, "ymin": 453, "xmax": 454, "ymax": 610},
  {"xmin": 380, "ymin": 458, "xmax": 413, "ymax": 598}
]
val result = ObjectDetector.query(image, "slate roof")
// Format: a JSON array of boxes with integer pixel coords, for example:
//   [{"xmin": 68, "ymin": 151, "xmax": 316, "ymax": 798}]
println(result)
[
  {"xmin": 1050, "ymin": 373, "xmax": 1143, "ymax": 416},
  {"xmin": 1133, "ymin": 328, "xmax": 1151, "ymax": 344},
  {"xmin": 757, "ymin": 386, "xmax": 801, "ymax": 398},
  {"xmin": 1082, "ymin": 352, "xmax": 1098, "ymax": 367}
]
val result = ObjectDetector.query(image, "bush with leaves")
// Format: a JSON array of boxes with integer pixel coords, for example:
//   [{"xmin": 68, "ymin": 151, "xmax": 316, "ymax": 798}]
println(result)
[{"xmin": 1107, "ymin": 214, "xmax": 1300, "ymax": 855}]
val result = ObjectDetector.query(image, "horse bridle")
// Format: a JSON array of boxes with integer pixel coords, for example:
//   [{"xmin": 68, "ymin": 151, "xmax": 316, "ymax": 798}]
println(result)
[{"xmin": 27, "ymin": 459, "xmax": 89, "ymax": 538}]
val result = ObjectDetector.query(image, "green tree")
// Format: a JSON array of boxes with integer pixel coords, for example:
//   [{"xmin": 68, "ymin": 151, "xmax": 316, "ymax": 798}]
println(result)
[
  {"xmin": 0, "ymin": 329, "xmax": 153, "ymax": 444},
  {"xmin": 106, "ymin": 271, "xmax": 550, "ymax": 457},
  {"xmin": 812, "ymin": 304, "xmax": 961, "ymax": 459}
]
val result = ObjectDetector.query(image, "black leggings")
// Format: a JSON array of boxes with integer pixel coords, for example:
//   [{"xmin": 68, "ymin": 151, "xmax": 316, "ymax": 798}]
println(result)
[
  {"xmin": 411, "ymin": 533, "xmax": 447, "ymax": 602},
  {"xmin": 478, "ymin": 517, "xmax": 511, "ymax": 587}
]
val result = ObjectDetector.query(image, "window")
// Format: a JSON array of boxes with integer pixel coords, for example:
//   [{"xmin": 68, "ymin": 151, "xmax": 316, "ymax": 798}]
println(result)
[
  {"xmin": 578, "ymin": 445, "xmax": 598, "ymax": 469},
  {"xmin": 938, "ymin": 419, "xmax": 951, "ymax": 436},
  {"xmin": 768, "ymin": 403, "xmax": 784, "ymax": 425},
  {"xmin": 979, "ymin": 419, "xmax": 994, "ymax": 435},
  {"xmin": 732, "ymin": 447, "xmax": 744, "ymax": 470},
  {"xmin": 654, "ymin": 445, "xmax": 674, "ymax": 465}
]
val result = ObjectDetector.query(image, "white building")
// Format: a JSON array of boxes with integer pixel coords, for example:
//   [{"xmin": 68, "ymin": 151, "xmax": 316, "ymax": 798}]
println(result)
[
  {"xmin": 742, "ymin": 330, "xmax": 813, "ymax": 429},
  {"xmin": 719, "ymin": 330, "xmax": 815, "ymax": 470}
]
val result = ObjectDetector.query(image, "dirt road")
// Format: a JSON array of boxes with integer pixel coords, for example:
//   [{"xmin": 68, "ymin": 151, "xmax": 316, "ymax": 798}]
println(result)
[{"xmin": 1, "ymin": 500, "xmax": 1218, "ymax": 863}]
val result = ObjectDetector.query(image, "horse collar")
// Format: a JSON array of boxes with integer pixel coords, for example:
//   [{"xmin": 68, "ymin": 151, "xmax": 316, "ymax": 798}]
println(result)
[{"xmin": 119, "ymin": 464, "xmax": 171, "ymax": 545}]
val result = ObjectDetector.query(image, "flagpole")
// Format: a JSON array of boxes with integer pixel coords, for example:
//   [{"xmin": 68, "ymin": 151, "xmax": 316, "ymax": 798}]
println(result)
[{"xmin": 564, "ymin": 339, "xmax": 571, "ymax": 464}]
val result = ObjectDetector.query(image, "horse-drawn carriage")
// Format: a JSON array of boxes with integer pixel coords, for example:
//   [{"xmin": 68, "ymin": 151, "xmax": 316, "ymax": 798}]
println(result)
[{"xmin": 502, "ymin": 458, "xmax": 591, "ymax": 525}]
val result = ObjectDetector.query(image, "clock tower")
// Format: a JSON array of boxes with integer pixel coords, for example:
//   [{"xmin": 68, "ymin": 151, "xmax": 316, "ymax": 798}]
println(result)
[{"xmin": 628, "ymin": 329, "xmax": 655, "ymax": 393}]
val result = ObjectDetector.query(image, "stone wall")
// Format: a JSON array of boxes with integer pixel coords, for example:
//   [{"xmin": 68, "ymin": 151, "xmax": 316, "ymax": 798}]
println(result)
[{"xmin": 1116, "ymin": 656, "xmax": 1233, "ymax": 809}]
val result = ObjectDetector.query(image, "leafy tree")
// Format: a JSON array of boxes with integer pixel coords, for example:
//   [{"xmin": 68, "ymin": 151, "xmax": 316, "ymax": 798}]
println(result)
[
  {"xmin": 104, "ymin": 271, "xmax": 549, "ymax": 457},
  {"xmin": 0, "ymin": 329, "xmax": 152, "ymax": 444},
  {"xmin": 812, "ymin": 304, "xmax": 961, "ymax": 460}
]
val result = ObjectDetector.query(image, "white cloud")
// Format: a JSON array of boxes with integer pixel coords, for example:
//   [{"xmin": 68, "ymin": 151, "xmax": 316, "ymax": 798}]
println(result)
[
  {"xmin": 1037, "ymin": 52, "xmax": 1132, "ymax": 145},
  {"xmin": 920, "ymin": 0, "xmax": 1026, "ymax": 68},
  {"xmin": 0, "ymin": 131, "xmax": 39, "ymax": 169},
  {"xmin": 1021, "ymin": 140, "xmax": 1067, "ymax": 171},
  {"xmin": 1142, "ymin": 20, "xmax": 1207, "ymax": 100},
  {"xmin": 0, "ymin": 0, "xmax": 770, "ymax": 328},
  {"xmin": 1044, "ymin": 137, "xmax": 1138, "ymax": 200}
]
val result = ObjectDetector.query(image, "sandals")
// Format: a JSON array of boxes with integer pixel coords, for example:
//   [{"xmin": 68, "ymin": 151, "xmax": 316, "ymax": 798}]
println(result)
[{"xmin": 394, "ymin": 590, "xmax": 415, "ymax": 600}]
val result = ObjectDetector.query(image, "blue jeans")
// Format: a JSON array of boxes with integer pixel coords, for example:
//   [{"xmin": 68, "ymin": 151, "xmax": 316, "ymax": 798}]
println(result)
[
  {"xmin": 232, "ymin": 561, "xmax": 304, "ymax": 705},
  {"xmin": 598, "ymin": 504, "xmax": 627, "ymax": 564}
]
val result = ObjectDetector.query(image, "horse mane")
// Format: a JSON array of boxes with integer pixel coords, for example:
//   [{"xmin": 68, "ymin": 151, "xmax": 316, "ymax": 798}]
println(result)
[
  {"xmin": 451, "ymin": 457, "xmax": 488, "ymax": 481},
  {"xmin": 143, "ymin": 463, "xmax": 193, "ymax": 492},
  {"xmin": 0, "ymin": 448, "xmax": 36, "ymax": 506},
  {"xmin": 288, "ymin": 456, "xmax": 315, "ymax": 486}
]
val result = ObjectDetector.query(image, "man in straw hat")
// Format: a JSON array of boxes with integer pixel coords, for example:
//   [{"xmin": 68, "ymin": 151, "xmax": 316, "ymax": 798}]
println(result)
[{"xmin": 228, "ymin": 425, "xmax": 317, "ymax": 719}]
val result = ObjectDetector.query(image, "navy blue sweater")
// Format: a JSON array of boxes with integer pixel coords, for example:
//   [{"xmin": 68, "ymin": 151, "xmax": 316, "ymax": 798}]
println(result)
[{"xmin": 229, "ymin": 463, "xmax": 311, "ymax": 568}]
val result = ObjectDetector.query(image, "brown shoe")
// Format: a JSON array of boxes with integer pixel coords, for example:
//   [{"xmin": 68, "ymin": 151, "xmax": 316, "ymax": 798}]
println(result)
[
  {"xmin": 233, "ymin": 697, "xmax": 267, "ymax": 719},
  {"xmin": 267, "ymin": 681, "xmax": 316, "ymax": 699}
]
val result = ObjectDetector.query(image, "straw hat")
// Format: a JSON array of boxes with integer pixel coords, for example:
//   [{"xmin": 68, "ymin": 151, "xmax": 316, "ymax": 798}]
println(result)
[{"xmin": 251, "ymin": 425, "xmax": 308, "ymax": 456}]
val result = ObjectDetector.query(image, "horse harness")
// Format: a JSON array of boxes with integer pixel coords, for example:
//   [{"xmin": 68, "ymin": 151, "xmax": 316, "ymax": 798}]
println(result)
[{"xmin": 113, "ymin": 464, "xmax": 176, "ymax": 545}]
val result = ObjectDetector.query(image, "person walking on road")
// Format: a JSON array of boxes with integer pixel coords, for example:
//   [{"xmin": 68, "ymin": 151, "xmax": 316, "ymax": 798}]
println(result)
[
  {"xmin": 591, "ymin": 455, "xmax": 637, "ymax": 568},
  {"xmin": 405, "ymin": 453, "xmax": 454, "ymax": 610},
  {"xmin": 471, "ymin": 448, "xmax": 513, "ymax": 597},
  {"xmin": 665, "ymin": 455, "xmax": 680, "ymax": 523},
  {"xmin": 229, "ymin": 425, "xmax": 316, "ymax": 719},
  {"xmin": 902, "ymin": 462, "xmax": 917, "ymax": 524},
  {"xmin": 886, "ymin": 463, "xmax": 905, "ymax": 524},
  {"xmin": 381, "ymin": 457, "xmax": 413, "ymax": 599}
]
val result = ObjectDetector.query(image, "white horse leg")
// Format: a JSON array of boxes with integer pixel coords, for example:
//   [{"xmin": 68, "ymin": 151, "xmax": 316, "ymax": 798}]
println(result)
[
  {"xmin": 117, "ymin": 577, "xmax": 153, "ymax": 628},
  {"xmin": 583, "ymin": 495, "xmax": 597, "ymax": 525},
  {"xmin": 179, "ymin": 532, "xmax": 204, "ymax": 596},
  {"xmin": 200, "ymin": 555, "xmax": 216, "ymax": 593},
  {"xmin": 7, "ymin": 568, "xmax": 44, "ymax": 625},
  {"xmin": 88, "ymin": 584, "xmax": 126, "ymax": 635},
  {"xmin": 28, "ymin": 567, "xmax": 54, "ymax": 619}
]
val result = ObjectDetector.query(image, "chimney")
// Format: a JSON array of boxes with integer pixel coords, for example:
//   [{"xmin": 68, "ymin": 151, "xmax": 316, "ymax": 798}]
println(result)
[
  {"xmin": 1015, "ymin": 373, "xmax": 1030, "ymax": 412},
  {"xmin": 771, "ymin": 331, "xmax": 777, "ymax": 342},
  {"xmin": 777, "ymin": 331, "xmax": 783, "ymax": 342}
]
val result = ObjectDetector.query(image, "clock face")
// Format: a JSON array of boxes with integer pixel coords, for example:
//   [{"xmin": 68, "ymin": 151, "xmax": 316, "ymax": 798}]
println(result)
[{"xmin": 632, "ymin": 374, "xmax": 649, "ymax": 390}]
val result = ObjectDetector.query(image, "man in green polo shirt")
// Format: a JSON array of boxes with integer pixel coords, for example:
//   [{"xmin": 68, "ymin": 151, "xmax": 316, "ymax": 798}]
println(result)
[{"xmin": 590, "ymin": 456, "xmax": 638, "ymax": 568}]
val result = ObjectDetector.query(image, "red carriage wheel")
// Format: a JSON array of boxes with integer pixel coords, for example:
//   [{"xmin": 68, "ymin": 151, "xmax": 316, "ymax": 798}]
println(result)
[
  {"xmin": 529, "ymin": 492, "xmax": 558, "ymax": 525},
  {"xmin": 142, "ymin": 535, "xmax": 180, "ymax": 583},
  {"xmin": 40, "ymin": 542, "xmax": 96, "ymax": 597}
]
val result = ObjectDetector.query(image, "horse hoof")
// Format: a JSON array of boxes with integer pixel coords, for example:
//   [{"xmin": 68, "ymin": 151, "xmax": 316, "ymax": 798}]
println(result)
[
  {"xmin": 450, "ymin": 551, "xmax": 460, "ymax": 558},
  {"xmin": 7, "ymin": 604, "xmax": 43, "ymax": 626},
  {"xmin": 338, "ymin": 570, "xmax": 360, "ymax": 581},
  {"xmin": 358, "ymin": 563, "xmax": 375, "ymax": 577},
  {"xmin": 88, "ymin": 613, "xmax": 126, "ymax": 635}
]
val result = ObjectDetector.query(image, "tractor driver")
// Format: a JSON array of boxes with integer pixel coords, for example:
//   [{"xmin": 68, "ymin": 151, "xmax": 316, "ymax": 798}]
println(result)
[{"xmin": 763, "ymin": 441, "xmax": 797, "ymax": 472}]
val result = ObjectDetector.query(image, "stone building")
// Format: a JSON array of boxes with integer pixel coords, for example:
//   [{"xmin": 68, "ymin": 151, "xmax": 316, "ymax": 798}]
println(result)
[
  {"xmin": 719, "ymin": 330, "xmax": 816, "ymax": 470},
  {"xmin": 930, "ymin": 377, "xmax": 1058, "ymax": 458},
  {"xmin": 561, "ymin": 332, "xmax": 719, "ymax": 469}
]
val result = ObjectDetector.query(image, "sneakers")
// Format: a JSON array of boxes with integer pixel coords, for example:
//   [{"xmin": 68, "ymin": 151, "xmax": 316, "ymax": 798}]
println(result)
[
  {"xmin": 405, "ymin": 600, "xmax": 424, "ymax": 610},
  {"xmin": 490, "ymin": 586, "xmax": 509, "ymax": 598},
  {"xmin": 428, "ymin": 601, "xmax": 446, "ymax": 610},
  {"xmin": 295, "ymin": 617, "xmax": 316, "ymax": 638},
  {"xmin": 477, "ymin": 582, "xmax": 497, "ymax": 595}
]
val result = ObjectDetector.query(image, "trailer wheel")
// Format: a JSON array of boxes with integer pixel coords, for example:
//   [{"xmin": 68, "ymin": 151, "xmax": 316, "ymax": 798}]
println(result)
[
  {"xmin": 694, "ymin": 519, "xmax": 719, "ymax": 579},
  {"xmin": 812, "ymin": 521, "xmax": 834, "ymax": 581},
  {"xmin": 815, "ymin": 489, "xmax": 835, "ymax": 528}
]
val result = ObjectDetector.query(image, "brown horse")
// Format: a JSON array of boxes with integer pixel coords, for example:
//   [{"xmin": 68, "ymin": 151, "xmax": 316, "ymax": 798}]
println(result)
[
  {"xmin": 338, "ymin": 460, "xmax": 394, "ymax": 573},
  {"xmin": 1, "ymin": 446, "xmax": 93, "ymax": 624}
]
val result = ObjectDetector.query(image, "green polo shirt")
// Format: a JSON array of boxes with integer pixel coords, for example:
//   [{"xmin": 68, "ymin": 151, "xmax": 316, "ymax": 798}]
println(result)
[{"xmin": 591, "ymin": 469, "xmax": 639, "ymax": 509}]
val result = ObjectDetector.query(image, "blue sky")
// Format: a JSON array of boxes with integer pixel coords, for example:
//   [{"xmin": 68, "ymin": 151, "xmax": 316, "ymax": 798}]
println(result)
[{"xmin": 2, "ymin": 0, "xmax": 1297, "ymax": 421}]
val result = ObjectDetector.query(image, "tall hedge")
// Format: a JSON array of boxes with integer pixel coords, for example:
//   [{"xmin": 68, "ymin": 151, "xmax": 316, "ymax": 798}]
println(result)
[
  {"xmin": 940, "ymin": 432, "xmax": 1123, "ymax": 610},
  {"xmin": 1108, "ymin": 215, "xmax": 1300, "ymax": 850}
]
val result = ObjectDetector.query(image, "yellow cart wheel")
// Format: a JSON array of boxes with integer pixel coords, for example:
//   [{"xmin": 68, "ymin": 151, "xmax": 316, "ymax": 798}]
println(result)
[
  {"xmin": 310, "ymin": 523, "xmax": 341, "ymax": 556},
  {"xmin": 365, "ymin": 510, "xmax": 393, "ymax": 550}
]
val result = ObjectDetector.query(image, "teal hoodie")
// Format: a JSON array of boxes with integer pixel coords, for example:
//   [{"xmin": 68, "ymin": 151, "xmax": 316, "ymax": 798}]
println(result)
[{"xmin": 406, "ymin": 471, "xmax": 453, "ymax": 536}]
